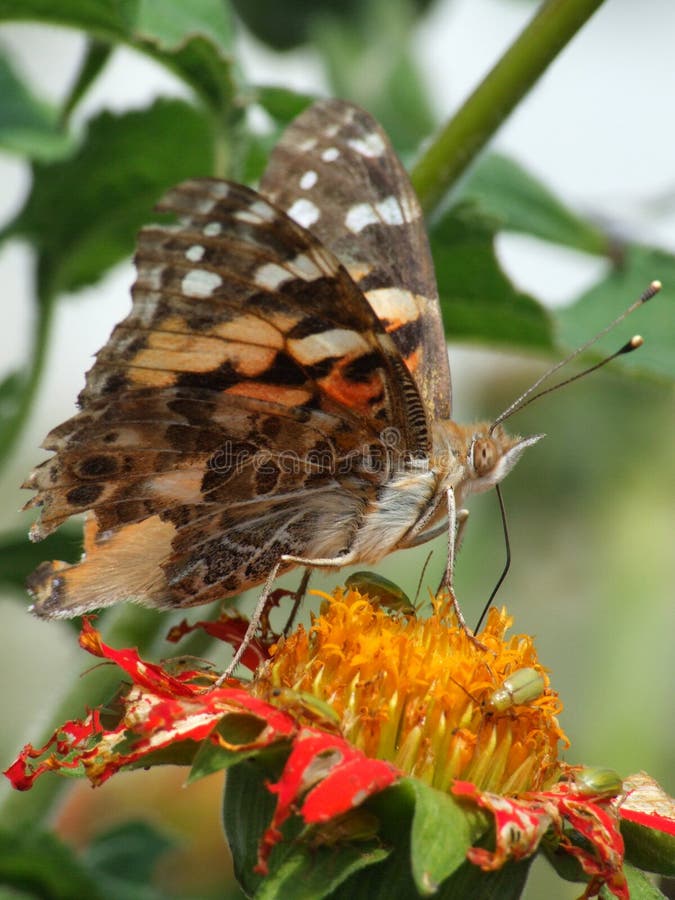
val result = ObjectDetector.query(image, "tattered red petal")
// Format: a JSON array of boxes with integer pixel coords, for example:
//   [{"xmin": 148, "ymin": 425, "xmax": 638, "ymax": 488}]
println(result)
[
  {"xmin": 452, "ymin": 779, "xmax": 628, "ymax": 900},
  {"xmin": 256, "ymin": 728, "xmax": 399, "ymax": 873},
  {"xmin": 4, "ymin": 708, "xmax": 112, "ymax": 790},
  {"xmin": 79, "ymin": 618, "xmax": 199, "ymax": 697},
  {"xmin": 166, "ymin": 613, "xmax": 270, "ymax": 673},
  {"xmin": 619, "ymin": 772, "xmax": 675, "ymax": 837},
  {"xmin": 301, "ymin": 756, "xmax": 399, "ymax": 822},
  {"xmin": 452, "ymin": 781, "xmax": 549, "ymax": 867}
]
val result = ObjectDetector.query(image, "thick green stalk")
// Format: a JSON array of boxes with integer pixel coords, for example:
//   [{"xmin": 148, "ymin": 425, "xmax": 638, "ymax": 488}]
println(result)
[{"xmin": 411, "ymin": 0, "xmax": 607, "ymax": 215}]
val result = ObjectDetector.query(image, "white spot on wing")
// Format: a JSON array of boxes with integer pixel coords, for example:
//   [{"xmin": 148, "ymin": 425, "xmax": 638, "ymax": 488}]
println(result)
[
  {"xmin": 203, "ymin": 222, "xmax": 221, "ymax": 236},
  {"xmin": 345, "ymin": 203, "xmax": 378, "ymax": 233},
  {"xmin": 255, "ymin": 252, "xmax": 325, "ymax": 291},
  {"xmin": 299, "ymin": 137, "xmax": 318, "ymax": 152},
  {"xmin": 375, "ymin": 196, "xmax": 404, "ymax": 226},
  {"xmin": 288, "ymin": 328, "xmax": 370, "ymax": 365},
  {"xmin": 288, "ymin": 198, "xmax": 320, "ymax": 228},
  {"xmin": 300, "ymin": 170, "xmax": 318, "ymax": 190},
  {"xmin": 255, "ymin": 262, "xmax": 292, "ymax": 291},
  {"xmin": 234, "ymin": 199, "xmax": 276, "ymax": 224},
  {"xmin": 347, "ymin": 132, "xmax": 386, "ymax": 158},
  {"xmin": 140, "ymin": 265, "xmax": 164, "ymax": 290},
  {"xmin": 366, "ymin": 287, "xmax": 420, "ymax": 325},
  {"xmin": 209, "ymin": 182, "xmax": 230, "ymax": 198},
  {"xmin": 321, "ymin": 147, "xmax": 339, "ymax": 162},
  {"xmin": 186, "ymin": 245, "xmax": 205, "ymax": 262},
  {"xmin": 288, "ymin": 253, "xmax": 322, "ymax": 281},
  {"xmin": 181, "ymin": 269, "xmax": 223, "ymax": 298},
  {"xmin": 345, "ymin": 195, "xmax": 416, "ymax": 233}
]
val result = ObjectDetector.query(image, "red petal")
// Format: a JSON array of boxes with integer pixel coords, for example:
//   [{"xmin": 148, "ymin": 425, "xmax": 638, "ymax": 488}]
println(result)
[
  {"xmin": 166, "ymin": 613, "xmax": 271, "ymax": 672},
  {"xmin": 79, "ymin": 618, "xmax": 199, "ymax": 698},
  {"xmin": 452, "ymin": 780, "xmax": 628, "ymax": 900},
  {"xmin": 256, "ymin": 728, "xmax": 399, "ymax": 873},
  {"xmin": 302, "ymin": 756, "xmax": 398, "ymax": 822},
  {"xmin": 452, "ymin": 781, "xmax": 549, "ymax": 868},
  {"xmin": 619, "ymin": 772, "xmax": 675, "ymax": 837}
]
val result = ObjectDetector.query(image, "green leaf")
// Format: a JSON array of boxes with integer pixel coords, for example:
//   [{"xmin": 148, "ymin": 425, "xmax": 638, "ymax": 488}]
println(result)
[
  {"xmin": 0, "ymin": 1, "xmax": 241, "ymax": 119},
  {"xmin": 258, "ymin": 844, "xmax": 390, "ymax": 900},
  {"xmin": 314, "ymin": 0, "xmax": 435, "ymax": 155},
  {"xmin": 622, "ymin": 816, "xmax": 675, "ymax": 877},
  {"xmin": 223, "ymin": 758, "xmax": 280, "ymax": 897},
  {"xmin": 430, "ymin": 202, "xmax": 555, "ymax": 350},
  {"xmin": 405, "ymin": 778, "xmax": 490, "ymax": 893},
  {"xmin": 255, "ymin": 86, "xmax": 315, "ymax": 126},
  {"xmin": 557, "ymin": 245, "xmax": 675, "ymax": 381},
  {"xmin": 0, "ymin": 527, "xmax": 80, "ymax": 592},
  {"xmin": 189, "ymin": 716, "xmax": 275, "ymax": 783},
  {"xmin": 131, "ymin": 0, "xmax": 234, "ymax": 52},
  {"xmin": 600, "ymin": 862, "xmax": 667, "ymax": 899},
  {"xmin": 0, "ymin": 1, "xmax": 127, "ymax": 38},
  {"xmin": 84, "ymin": 820, "xmax": 173, "ymax": 899},
  {"xmin": 5, "ymin": 98, "xmax": 214, "ymax": 300},
  {"xmin": 460, "ymin": 153, "xmax": 608, "ymax": 255},
  {"xmin": 61, "ymin": 40, "xmax": 114, "ymax": 121},
  {"xmin": 433, "ymin": 857, "xmax": 533, "ymax": 900},
  {"xmin": 231, "ymin": 0, "xmax": 436, "ymax": 52},
  {"xmin": 0, "ymin": 371, "xmax": 24, "ymax": 426},
  {"xmin": 0, "ymin": 828, "xmax": 104, "ymax": 900},
  {"xmin": 0, "ymin": 51, "xmax": 74, "ymax": 160}
]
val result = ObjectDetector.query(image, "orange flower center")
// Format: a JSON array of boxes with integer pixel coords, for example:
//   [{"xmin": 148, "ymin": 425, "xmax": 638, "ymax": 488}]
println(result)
[{"xmin": 253, "ymin": 588, "xmax": 568, "ymax": 795}]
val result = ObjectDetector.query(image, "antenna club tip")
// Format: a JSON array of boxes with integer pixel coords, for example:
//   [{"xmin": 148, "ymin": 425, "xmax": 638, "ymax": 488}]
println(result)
[
  {"xmin": 643, "ymin": 280, "xmax": 662, "ymax": 302},
  {"xmin": 619, "ymin": 335, "xmax": 644, "ymax": 355}
]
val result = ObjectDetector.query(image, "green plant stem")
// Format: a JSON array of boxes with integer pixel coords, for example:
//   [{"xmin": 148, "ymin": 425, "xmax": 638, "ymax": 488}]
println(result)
[
  {"xmin": 411, "ymin": 0, "xmax": 607, "ymax": 215},
  {"xmin": 0, "ymin": 297, "xmax": 54, "ymax": 472}
]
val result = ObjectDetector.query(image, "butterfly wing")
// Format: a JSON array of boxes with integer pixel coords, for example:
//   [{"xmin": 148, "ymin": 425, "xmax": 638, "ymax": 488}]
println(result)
[
  {"xmin": 261, "ymin": 98, "xmax": 452, "ymax": 419},
  {"xmin": 25, "ymin": 177, "xmax": 429, "ymax": 616}
]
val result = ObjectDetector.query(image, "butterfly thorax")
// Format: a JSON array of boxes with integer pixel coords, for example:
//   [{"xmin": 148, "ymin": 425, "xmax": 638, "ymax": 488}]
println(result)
[{"xmin": 342, "ymin": 420, "xmax": 533, "ymax": 566}]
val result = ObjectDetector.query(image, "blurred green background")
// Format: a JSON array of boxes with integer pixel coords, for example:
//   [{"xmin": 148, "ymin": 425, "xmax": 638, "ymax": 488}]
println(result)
[{"xmin": 0, "ymin": 0, "xmax": 673, "ymax": 897}]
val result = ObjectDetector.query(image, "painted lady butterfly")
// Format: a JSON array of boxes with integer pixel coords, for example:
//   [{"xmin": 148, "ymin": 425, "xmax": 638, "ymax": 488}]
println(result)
[{"xmin": 24, "ymin": 99, "xmax": 539, "ymax": 628}]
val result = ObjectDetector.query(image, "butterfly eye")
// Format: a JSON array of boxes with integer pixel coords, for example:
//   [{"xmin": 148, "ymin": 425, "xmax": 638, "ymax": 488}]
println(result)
[{"xmin": 471, "ymin": 437, "xmax": 497, "ymax": 476}]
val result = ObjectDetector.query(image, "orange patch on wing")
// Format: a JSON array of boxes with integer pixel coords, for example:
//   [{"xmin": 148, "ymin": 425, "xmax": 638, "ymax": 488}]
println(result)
[
  {"xmin": 225, "ymin": 381, "xmax": 313, "ymax": 407},
  {"xmin": 317, "ymin": 365, "xmax": 384, "ymax": 416},
  {"xmin": 147, "ymin": 470, "xmax": 205, "ymax": 504},
  {"xmin": 403, "ymin": 347, "xmax": 421, "ymax": 376},
  {"xmin": 128, "ymin": 368, "xmax": 177, "ymax": 388},
  {"xmin": 211, "ymin": 315, "xmax": 284, "ymax": 348},
  {"xmin": 30, "ymin": 514, "xmax": 176, "ymax": 616},
  {"xmin": 130, "ymin": 338, "xmax": 276, "ymax": 378}
]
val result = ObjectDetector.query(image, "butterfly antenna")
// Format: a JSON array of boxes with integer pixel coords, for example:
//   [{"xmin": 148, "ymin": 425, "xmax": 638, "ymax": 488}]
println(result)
[
  {"xmin": 475, "ymin": 484, "xmax": 510, "ymax": 633},
  {"xmin": 490, "ymin": 280, "xmax": 660, "ymax": 434}
]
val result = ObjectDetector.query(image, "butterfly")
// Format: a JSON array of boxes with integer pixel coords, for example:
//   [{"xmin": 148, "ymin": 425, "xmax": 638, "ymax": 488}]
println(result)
[{"xmin": 24, "ymin": 99, "xmax": 539, "ymax": 631}]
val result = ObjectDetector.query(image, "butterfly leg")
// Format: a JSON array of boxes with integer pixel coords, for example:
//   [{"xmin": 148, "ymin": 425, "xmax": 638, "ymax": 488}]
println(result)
[
  {"xmin": 455, "ymin": 508, "xmax": 470, "ymax": 555},
  {"xmin": 220, "ymin": 554, "xmax": 355, "ymax": 680},
  {"xmin": 442, "ymin": 488, "xmax": 487, "ymax": 651},
  {"xmin": 283, "ymin": 567, "xmax": 312, "ymax": 636},
  {"xmin": 219, "ymin": 560, "xmax": 283, "ymax": 681}
]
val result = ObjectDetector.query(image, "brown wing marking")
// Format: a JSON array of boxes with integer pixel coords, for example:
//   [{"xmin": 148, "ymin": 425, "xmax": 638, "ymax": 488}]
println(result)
[{"xmin": 261, "ymin": 98, "xmax": 451, "ymax": 419}]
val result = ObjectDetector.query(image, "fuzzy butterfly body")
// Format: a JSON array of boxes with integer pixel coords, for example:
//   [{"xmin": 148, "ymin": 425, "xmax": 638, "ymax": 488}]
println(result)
[{"xmin": 25, "ymin": 99, "xmax": 535, "ymax": 619}]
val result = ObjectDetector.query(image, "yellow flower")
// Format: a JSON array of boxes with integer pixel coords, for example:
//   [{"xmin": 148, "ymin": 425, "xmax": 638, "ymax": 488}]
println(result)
[{"xmin": 253, "ymin": 587, "xmax": 567, "ymax": 796}]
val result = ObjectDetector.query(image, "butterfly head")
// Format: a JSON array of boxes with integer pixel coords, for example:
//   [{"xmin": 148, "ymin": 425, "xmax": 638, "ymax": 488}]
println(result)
[
  {"xmin": 467, "ymin": 424, "xmax": 544, "ymax": 495},
  {"xmin": 434, "ymin": 421, "xmax": 544, "ymax": 503}
]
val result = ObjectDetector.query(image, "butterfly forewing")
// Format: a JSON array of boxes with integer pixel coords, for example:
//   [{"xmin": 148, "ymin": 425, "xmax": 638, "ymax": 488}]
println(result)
[
  {"xmin": 261, "ymin": 98, "xmax": 452, "ymax": 420},
  {"xmin": 25, "ymin": 173, "xmax": 430, "ymax": 616}
]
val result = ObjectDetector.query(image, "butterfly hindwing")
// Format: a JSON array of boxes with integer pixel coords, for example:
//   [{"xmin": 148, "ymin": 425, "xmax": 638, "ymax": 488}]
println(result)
[{"xmin": 261, "ymin": 98, "xmax": 452, "ymax": 420}]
